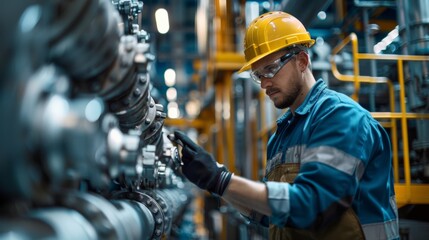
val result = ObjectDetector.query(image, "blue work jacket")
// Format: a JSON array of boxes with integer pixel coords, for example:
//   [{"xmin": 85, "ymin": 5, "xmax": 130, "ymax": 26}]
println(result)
[{"xmin": 263, "ymin": 79, "xmax": 399, "ymax": 239}]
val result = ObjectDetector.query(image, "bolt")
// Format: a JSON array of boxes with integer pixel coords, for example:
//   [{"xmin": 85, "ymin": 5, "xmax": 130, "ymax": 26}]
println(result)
[
  {"xmin": 139, "ymin": 75, "xmax": 147, "ymax": 84},
  {"xmin": 155, "ymin": 104, "xmax": 164, "ymax": 111},
  {"xmin": 134, "ymin": 88, "xmax": 141, "ymax": 97}
]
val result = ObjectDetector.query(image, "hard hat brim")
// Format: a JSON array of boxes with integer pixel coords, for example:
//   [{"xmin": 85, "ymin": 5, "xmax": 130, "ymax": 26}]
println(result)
[{"xmin": 238, "ymin": 39, "xmax": 315, "ymax": 73}]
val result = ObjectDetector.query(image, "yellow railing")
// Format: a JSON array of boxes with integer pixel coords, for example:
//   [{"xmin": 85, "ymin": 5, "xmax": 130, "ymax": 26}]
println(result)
[{"xmin": 331, "ymin": 33, "xmax": 429, "ymax": 207}]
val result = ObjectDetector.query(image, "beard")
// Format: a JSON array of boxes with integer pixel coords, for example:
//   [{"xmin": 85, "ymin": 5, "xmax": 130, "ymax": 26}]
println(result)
[{"xmin": 270, "ymin": 83, "xmax": 301, "ymax": 109}]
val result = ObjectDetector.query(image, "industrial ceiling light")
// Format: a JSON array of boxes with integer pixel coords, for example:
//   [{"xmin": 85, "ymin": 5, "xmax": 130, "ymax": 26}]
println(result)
[
  {"xmin": 167, "ymin": 102, "xmax": 180, "ymax": 118},
  {"xmin": 374, "ymin": 26, "xmax": 398, "ymax": 54},
  {"xmin": 317, "ymin": 11, "xmax": 327, "ymax": 20},
  {"xmin": 155, "ymin": 8, "xmax": 169, "ymax": 34},
  {"xmin": 164, "ymin": 68, "xmax": 176, "ymax": 86},
  {"xmin": 166, "ymin": 87, "xmax": 177, "ymax": 102},
  {"xmin": 195, "ymin": 0, "xmax": 208, "ymax": 54}
]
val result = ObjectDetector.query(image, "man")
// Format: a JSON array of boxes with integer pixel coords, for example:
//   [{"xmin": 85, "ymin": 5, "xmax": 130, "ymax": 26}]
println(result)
[{"xmin": 174, "ymin": 11, "xmax": 399, "ymax": 239}]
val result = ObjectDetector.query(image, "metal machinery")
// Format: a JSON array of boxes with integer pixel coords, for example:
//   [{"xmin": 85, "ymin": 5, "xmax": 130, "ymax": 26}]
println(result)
[{"xmin": 0, "ymin": 1, "xmax": 198, "ymax": 239}]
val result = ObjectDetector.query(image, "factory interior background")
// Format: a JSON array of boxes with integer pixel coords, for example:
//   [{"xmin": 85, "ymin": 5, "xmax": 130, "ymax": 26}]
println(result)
[{"xmin": 1, "ymin": 0, "xmax": 429, "ymax": 239}]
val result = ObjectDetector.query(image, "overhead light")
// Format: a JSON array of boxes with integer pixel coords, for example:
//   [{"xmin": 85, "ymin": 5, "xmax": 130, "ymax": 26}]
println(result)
[
  {"xmin": 196, "ymin": 0, "xmax": 208, "ymax": 54},
  {"xmin": 164, "ymin": 68, "xmax": 176, "ymax": 86},
  {"xmin": 186, "ymin": 100, "xmax": 201, "ymax": 118},
  {"xmin": 167, "ymin": 102, "xmax": 180, "ymax": 119},
  {"xmin": 374, "ymin": 26, "xmax": 398, "ymax": 54},
  {"xmin": 166, "ymin": 87, "xmax": 177, "ymax": 101},
  {"xmin": 155, "ymin": 8, "xmax": 170, "ymax": 34},
  {"xmin": 317, "ymin": 11, "xmax": 327, "ymax": 20}
]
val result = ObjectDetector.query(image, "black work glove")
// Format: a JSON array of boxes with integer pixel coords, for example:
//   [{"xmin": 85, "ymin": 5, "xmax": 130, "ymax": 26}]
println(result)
[{"xmin": 174, "ymin": 131, "xmax": 232, "ymax": 196}]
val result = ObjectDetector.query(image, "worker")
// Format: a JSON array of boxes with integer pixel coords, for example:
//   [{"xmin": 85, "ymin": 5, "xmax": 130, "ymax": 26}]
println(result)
[{"xmin": 174, "ymin": 11, "xmax": 399, "ymax": 240}]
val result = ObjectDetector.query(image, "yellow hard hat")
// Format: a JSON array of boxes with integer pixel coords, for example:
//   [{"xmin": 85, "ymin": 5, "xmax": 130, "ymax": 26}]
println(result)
[{"xmin": 239, "ymin": 11, "xmax": 315, "ymax": 73}]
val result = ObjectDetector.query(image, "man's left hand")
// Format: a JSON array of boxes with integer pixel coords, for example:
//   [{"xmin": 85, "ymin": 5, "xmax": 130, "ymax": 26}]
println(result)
[{"xmin": 174, "ymin": 130, "xmax": 232, "ymax": 196}]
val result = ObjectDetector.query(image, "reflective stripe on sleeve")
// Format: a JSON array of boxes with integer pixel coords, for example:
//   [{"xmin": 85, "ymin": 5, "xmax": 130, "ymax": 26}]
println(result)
[
  {"xmin": 265, "ymin": 181, "xmax": 291, "ymax": 226},
  {"xmin": 301, "ymin": 146, "xmax": 365, "ymax": 179},
  {"xmin": 362, "ymin": 219, "xmax": 399, "ymax": 240}
]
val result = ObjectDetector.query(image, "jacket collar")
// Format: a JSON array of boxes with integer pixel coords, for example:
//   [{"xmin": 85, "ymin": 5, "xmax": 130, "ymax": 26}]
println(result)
[{"xmin": 277, "ymin": 79, "xmax": 326, "ymax": 124}]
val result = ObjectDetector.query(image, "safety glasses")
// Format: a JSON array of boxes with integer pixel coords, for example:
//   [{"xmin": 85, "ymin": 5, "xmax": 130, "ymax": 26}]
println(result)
[{"xmin": 250, "ymin": 51, "xmax": 299, "ymax": 84}]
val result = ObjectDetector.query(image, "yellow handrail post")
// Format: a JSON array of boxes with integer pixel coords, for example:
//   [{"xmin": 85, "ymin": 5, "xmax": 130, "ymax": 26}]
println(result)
[
  {"xmin": 351, "ymin": 33, "xmax": 361, "ymax": 101},
  {"xmin": 397, "ymin": 60, "xmax": 411, "ymax": 199},
  {"xmin": 387, "ymin": 81, "xmax": 400, "ymax": 183}
]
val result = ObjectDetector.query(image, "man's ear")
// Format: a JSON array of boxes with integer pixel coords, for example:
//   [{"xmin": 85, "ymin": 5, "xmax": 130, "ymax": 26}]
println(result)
[{"xmin": 297, "ymin": 51, "xmax": 309, "ymax": 72}]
